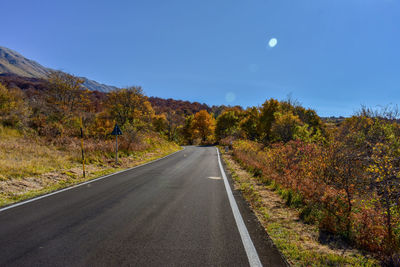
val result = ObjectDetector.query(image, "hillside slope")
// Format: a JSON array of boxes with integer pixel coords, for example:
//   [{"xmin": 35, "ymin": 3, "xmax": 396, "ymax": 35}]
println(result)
[
  {"xmin": 0, "ymin": 46, "xmax": 48, "ymax": 78},
  {"xmin": 0, "ymin": 46, "xmax": 116, "ymax": 92}
]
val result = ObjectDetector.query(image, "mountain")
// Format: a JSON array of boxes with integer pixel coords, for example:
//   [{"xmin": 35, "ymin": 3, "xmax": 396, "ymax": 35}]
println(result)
[
  {"xmin": 0, "ymin": 46, "xmax": 117, "ymax": 92},
  {"xmin": 0, "ymin": 46, "xmax": 49, "ymax": 78},
  {"xmin": 80, "ymin": 77, "xmax": 117, "ymax": 92}
]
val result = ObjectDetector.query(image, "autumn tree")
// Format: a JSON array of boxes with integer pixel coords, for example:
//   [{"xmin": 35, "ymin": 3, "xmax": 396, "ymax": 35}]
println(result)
[
  {"xmin": 325, "ymin": 141, "xmax": 366, "ymax": 239},
  {"xmin": 105, "ymin": 87, "xmax": 153, "ymax": 127},
  {"xmin": 152, "ymin": 113, "xmax": 168, "ymax": 134},
  {"xmin": 364, "ymin": 121, "xmax": 400, "ymax": 254},
  {"xmin": 0, "ymin": 83, "xmax": 30, "ymax": 127},
  {"xmin": 191, "ymin": 110, "xmax": 216, "ymax": 144},
  {"xmin": 215, "ymin": 109, "xmax": 242, "ymax": 141},
  {"xmin": 259, "ymin": 98, "xmax": 280, "ymax": 144},
  {"xmin": 165, "ymin": 111, "xmax": 185, "ymax": 142},
  {"xmin": 295, "ymin": 107, "xmax": 324, "ymax": 134},
  {"xmin": 47, "ymin": 71, "xmax": 89, "ymax": 116},
  {"xmin": 270, "ymin": 112, "xmax": 303, "ymax": 143},
  {"xmin": 88, "ymin": 111, "xmax": 114, "ymax": 138},
  {"xmin": 152, "ymin": 111, "xmax": 185, "ymax": 142},
  {"xmin": 368, "ymin": 143, "xmax": 400, "ymax": 254},
  {"xmin": 181, "ymin": 115, "xmax": 194, "ymax": 145},
  {"xmin": 257, "ymin": 98, "xmax": 326, "ymax": 144},
  {"xmin": 41, "ymin": 71, "xmax": 91, "ymax": 136},
  {"xmin": 240, "ymin": 107, "xmax": 260, "ymax": 141},
  {"xmin": 337, "ymin": 110, "xmax": 400, "ymax": 256}
]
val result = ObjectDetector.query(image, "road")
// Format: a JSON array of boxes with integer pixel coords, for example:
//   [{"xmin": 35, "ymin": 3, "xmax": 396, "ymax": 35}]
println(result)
[{"xmin": 0, "ymin": 146, "xmax": 286, "ymax": 266}]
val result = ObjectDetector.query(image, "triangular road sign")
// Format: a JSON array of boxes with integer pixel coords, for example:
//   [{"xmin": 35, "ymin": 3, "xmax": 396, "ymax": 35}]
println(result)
[{"xmin": 111, "ymin": 124, "xmax": 123, "ymax": 135}]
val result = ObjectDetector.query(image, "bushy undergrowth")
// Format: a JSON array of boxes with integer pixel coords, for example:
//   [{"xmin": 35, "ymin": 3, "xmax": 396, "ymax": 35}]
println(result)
[
  {"xmin": 222, "ymin": 150, "xmax": 379, "ymax": 266},
  {"xmin": 231, "ymin": 139, "xmax": 399, "ymax": 262}
]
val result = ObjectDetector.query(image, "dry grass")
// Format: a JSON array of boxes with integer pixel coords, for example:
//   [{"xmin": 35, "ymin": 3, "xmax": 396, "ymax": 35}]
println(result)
[
  {"xmin": 221, "ymin": 149, "xmax": 379, "ymax": 266},
  {"xmin": 0, "ymin": 126, "xmax": 181, "ymax": 207},
  {"xmin": 0, "ymin": 127, "xmax": 75, "ymax": 180}
]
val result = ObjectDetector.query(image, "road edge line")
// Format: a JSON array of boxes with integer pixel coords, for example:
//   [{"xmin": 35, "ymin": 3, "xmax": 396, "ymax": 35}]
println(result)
[
  {"xmin": 0, "ymin": 147, "xmax": 185, "ymax": 213},
  {"xmin": 216, "ymin": 147, "xmax": 263, "ymax": 267}
]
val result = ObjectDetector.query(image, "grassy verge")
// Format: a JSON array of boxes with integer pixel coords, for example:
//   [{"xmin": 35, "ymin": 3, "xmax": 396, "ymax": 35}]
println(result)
[
  {"xmin": 0, "ymin": 127, "xmax": 181, "ymax": 207},
  {"xmin": 220, "ymin": 148, "xmax": 379, "ymax": 267}
]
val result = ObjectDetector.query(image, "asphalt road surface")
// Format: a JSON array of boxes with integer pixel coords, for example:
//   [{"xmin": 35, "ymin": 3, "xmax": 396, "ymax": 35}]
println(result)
[{"xmin": 0, "ymin": 146, "xmax": 286, "ymax": 266}]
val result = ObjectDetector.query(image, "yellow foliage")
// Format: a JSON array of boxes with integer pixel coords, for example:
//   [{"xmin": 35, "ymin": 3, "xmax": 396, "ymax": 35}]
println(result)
[
  {"xmin": 191, "ymin": 110, "xmax": 216, "ymax": 143},
  {"xmin": 106, "ymin": 87, "xmax": 154, "ymax": 126}
]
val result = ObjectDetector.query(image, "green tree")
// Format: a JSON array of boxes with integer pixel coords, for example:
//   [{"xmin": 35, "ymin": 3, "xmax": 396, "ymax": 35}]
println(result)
[
  {"xmin": 215, "ymin": 109, "xmax": 242, "ymax": 141},
  {"xmin": 271, "ymin": 111, "xmax": 303, "ymax": 143},
  {"xmin": 181, "ymin": 115, "xmax": 194, "ymax": 145}
]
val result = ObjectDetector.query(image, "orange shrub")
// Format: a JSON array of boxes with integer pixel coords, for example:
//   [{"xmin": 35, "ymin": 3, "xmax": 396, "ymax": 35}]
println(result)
[{"xmin": 231, "ymin": 139, "xmax": 397, "ymax": 257}]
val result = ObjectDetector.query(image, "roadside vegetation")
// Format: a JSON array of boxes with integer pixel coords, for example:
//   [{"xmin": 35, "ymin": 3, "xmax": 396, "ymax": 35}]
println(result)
[
  {"xmin": 216, "ymin": 99, "xmax": 400, "ymax": 265},
  {"xmin": 221, "ymin": 150, "xmax": 378, "ymax": 266},
  {"xmin": 0, "ymin": 124, "xmax": 179, "ymax": 207}
]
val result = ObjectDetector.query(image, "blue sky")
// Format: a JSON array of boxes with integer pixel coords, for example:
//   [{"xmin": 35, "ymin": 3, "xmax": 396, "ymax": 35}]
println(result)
[{"xmin": 2, "ymin": 0, "xmax": 400, "ymax": 116}]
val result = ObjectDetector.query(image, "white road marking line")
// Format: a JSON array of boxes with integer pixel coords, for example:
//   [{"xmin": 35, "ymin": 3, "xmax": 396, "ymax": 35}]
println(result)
[
  {"xmin": 216, "ymin": 148, "xmax": 263, "ymax": 267},
  {"xmin": 0, "ymin": 147, "xmax": 185, "ymax": 213},
  {"xmin": 208, "ymin": 176, "xmax": 222, "ymax": 180}
]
